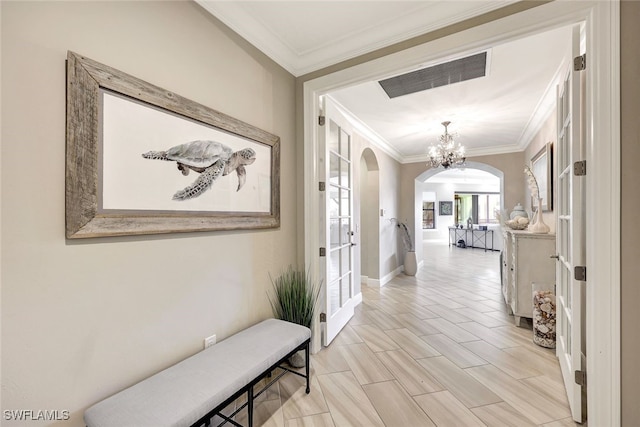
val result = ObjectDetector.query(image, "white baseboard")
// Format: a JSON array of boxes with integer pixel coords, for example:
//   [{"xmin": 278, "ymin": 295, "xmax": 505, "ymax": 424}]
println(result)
[
  {"xmin": 367, "ymin": 266, "xmax": 403, "ymax": 288},
  {"xmin": 353, "ymin": 292, "xmax": 363, "ymax": 306},
  {"xmin": 383, "ymin": 266, "xmax": 403, "ymax": 286},
  {"xmin": 368, "ymin": 278, "xmax": 381, "ymax": 287}
]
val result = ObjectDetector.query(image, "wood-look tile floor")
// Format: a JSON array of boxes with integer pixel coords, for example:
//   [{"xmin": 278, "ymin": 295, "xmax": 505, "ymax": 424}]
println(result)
[{"xmin": 241, "ymin": 243, "xmax": 582, "ymax": 426}]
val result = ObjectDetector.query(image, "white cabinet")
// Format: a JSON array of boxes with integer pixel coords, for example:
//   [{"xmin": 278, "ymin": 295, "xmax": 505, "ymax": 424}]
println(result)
[{"xmin": 501, "ymin": 230, "xmax": 556, "ymax": 326}]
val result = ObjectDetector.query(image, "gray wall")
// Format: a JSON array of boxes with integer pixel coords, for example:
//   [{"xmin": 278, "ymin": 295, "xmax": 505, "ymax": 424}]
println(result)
[
  {"xmin": 620, "ymin": 1, "xmax": 640, "ymax": 423},
  {"xmin": 524, "ymin": 110, "xmax": 558, "ymax": 233},
  {"xmin": 1, "ymin": 2, "xmax": 296, "ymax": 425},
  {"xmin": 353, "ymin": 135, "xmax": 402, "ymax": 285}
]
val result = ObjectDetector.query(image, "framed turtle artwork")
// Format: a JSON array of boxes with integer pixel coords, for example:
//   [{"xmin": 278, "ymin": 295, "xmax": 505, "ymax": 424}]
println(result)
[{"xmin": 65, "ymin": 51, "xmax": 280, "ymax": 238}]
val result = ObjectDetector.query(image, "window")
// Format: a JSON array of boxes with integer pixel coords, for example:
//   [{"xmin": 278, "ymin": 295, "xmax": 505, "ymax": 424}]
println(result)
[
  {"xmin": 423, "ymin": 201, "xmax": 435, "ymax": 229},
  {"xmin": 455, "ymin": 192, "xmax": 500, "ymax": 224},
  {"xmin": 478, "ymin": 194, "xmax": 501, "ymax": 224}
]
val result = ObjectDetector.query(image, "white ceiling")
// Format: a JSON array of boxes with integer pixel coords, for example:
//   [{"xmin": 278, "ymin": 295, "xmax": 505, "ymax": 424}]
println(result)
[{"xmin": 196, "ymin": 1, "xmax": 574, "ymax": 162}]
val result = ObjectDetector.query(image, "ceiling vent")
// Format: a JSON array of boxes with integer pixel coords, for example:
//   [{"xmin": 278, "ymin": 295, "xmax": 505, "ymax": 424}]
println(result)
[{"xmin": 378, "ymin": 51, "xmax": 488, "ymax": 98}]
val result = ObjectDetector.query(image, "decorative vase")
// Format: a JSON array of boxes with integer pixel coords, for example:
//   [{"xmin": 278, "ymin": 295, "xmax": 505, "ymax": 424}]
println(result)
[
  {"xmin": 288, "ymin": 350, "xmax": 306, "ymax": 368},
  {"xmin": 529, "ymin": 198, "xmax": 550, "ymax": 234},
  {"xmin": 510, "ymin": 203, "xmax": 528, "ymax": 220},
  {"xmin": 404, "ymin": 251, "xmax": 417, "ymax": 276}
]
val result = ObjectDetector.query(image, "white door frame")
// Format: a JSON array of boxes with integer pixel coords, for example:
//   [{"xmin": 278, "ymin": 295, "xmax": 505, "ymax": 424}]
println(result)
[{"xmin": 303, "ymin": 1, "xmax": 619, "ymax": 424}]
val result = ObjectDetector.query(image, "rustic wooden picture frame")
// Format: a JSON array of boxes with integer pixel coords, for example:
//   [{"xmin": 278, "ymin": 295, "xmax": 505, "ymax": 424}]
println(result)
[{"xmin": 66, "ymin": 51, "xmax": 280, "ymax": 238}]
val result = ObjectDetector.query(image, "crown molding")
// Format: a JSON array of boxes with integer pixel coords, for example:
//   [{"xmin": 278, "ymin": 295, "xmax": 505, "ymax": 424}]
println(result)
[
  {"xmin": 516, "ymin": 55, "xmax": 570, "ymax": 150},
  {"xmin": 195, "ymin": 0, "xmax": 520, "ymax": 77},
  {"xmin": 327, "ymin": 96, "xmax": 404, "ymax": 163}
]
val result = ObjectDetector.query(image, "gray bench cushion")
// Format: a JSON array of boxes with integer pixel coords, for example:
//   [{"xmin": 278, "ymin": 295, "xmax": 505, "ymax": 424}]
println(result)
[{"xmin": 84, "ymin": 318, "xmax": 311, "ymax": 427}]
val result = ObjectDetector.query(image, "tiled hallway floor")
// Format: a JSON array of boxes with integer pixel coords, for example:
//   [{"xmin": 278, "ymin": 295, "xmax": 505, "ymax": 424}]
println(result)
[{"xmin": 240, "ymin": 243, "xmax": 580, "ymax": 426}]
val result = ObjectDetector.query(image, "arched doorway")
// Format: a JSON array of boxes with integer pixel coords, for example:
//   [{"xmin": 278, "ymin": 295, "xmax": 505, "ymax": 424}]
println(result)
[
  {"xmin": 359, "ymin": 148, "xmax": 380, "ymax": 286},
  {"xmin": 414, "ymin": 161, "xmax": 505, "ymax": 255}
]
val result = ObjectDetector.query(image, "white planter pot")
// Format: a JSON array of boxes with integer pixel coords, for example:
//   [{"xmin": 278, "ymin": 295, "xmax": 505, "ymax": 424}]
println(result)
[
  {"xmin": 404, "ymin": 251, "xmax": 417, "ymax": 276},
  {"xmin": 288, "ymin": 350, "xmax": 306, "ymax": 368}
]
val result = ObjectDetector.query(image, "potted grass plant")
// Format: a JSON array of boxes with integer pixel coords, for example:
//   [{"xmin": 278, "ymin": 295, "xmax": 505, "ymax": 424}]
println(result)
[{"xmin": 268, "ymin": 266, "xmax": 321, "ymax": 367}]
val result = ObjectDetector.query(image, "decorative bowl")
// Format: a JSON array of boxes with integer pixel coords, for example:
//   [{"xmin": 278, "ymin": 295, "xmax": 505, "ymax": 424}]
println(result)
[{"xmin": 505, "ymin": 219, "xmax": 529, "ymax": 230}]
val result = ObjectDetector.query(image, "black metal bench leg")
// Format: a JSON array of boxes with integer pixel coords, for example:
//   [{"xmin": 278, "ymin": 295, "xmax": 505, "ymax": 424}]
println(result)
[
  {"xmin": 247, "ymin": 385, "xmax": 254, "ymax": 427},
  {"xmin": 305, "ymin": 342, "xmax": 310, "ymax": 394}
]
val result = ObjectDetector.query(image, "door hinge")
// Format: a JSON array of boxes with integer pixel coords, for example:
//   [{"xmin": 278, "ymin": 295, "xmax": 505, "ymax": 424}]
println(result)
[
  {"xmin": 320, "ymin": 312, "xmax": 327, "ymax": 322},
  {"xmin": 318, "ymin": 115, "xmax": 326, "ymax": 126},
  {"xmin": 574, "ymin": 160, "xmax": 587, "ymax": 176},
  {"xmin": 319, "ymin": 181, "xmax": 325, "ymax": 191},
  {"xmin": 575, "ymin": 266, "xmax": 587, "ymax": 281},
  {"xmin": 319, "ymin": 247, "xmax": 326, "ymax": 257},
  {"xmin": 575, "ymin": 370, "xmax": 587, "ymax": 386},
  {"xmin": 574, "ymin": 54, "xmax": 586, "ymax": 71}
]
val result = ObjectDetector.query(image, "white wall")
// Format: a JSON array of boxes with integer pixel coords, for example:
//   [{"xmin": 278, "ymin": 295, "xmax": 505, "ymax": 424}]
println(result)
[
  {"xmin": 420, "ymin": 172, "xmax": 501, "ymax": 242},
  {"xmin": 1, "ymin": 2, "xmax": 296, "ymax": 425},
  {"xmin": 421, "ymin": 184, "xmax": 456, "ymax": 241}
]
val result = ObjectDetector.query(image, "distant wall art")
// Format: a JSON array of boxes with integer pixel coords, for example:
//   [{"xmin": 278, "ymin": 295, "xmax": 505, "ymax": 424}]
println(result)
[
  {"xmin": 439, "ymin": 201, "xmax": 453, "ymax": 216},
  {"xmin": 65, "ymin": 51, "xmax": 280, "ymax": 238}
]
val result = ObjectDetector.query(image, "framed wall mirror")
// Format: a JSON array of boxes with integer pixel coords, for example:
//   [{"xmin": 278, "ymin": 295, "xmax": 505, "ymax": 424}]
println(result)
[{"xmin": 531, "ymin": 142, "xmax": 553, "ymax": 211}]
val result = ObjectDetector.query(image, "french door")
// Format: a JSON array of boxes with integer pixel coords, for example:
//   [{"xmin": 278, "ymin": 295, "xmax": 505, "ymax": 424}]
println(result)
[
  {"xmin": 556, "ymin": 24, "xmax": 586, "ymax": 423},
  {"xmin": 319, "ymin": 97, "xmax": 355, "ymax": 346}
]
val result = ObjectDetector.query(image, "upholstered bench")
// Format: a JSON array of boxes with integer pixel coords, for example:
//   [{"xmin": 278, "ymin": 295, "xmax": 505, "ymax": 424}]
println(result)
[{"xmin": 84, "ymin": 318, "xmax": 311, "ymax": 427}]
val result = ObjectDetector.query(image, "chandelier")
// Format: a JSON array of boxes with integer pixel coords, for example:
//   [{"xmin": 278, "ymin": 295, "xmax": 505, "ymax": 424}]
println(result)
[{"xmin": 428, "ymin": 121, "xmax": 466, "ymax": 169}]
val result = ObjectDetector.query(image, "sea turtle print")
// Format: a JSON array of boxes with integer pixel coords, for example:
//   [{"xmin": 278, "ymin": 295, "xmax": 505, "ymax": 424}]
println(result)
[{"xmin": 142, "ymin": 140, "xmax": 256, "ymax": 200}]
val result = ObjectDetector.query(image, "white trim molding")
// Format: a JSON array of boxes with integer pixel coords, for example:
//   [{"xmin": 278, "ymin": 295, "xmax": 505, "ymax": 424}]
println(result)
[
  {"xmin": 367, "ymin": 278, "xmax": 382, "ymax": 288},
  {"xmin": 366, "ymin": 265, "xmax": 405, "ymax": 288},
  {"xmin": 197, "ymin": 0, "xmax": 520, "ymax": 77},
  {"xmin": 328, "ymin": 96, "xmax": 404, "ymax": 163},
  {"xmin": 353, "ymin": 292, "xmax": 363, "ymax": 307},
  {"xmin": 516, "ymin": 57, "xmax": 570, "ymax": 151},
  {"xmin": 585, "ymin": 1, "xmax": 620, "ymax": 425}
]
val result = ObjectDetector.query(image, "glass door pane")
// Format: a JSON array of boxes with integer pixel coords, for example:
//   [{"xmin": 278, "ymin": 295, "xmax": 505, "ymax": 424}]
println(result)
[{"xmin": 322, "ymin": 101, "xmax": 355, "ymax": 343}]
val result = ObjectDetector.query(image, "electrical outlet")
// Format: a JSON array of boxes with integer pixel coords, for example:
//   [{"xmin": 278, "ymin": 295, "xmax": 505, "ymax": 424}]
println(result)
[{"xmin": 204, "ymin": 334, "xmax": 216, "ymax": 349}]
